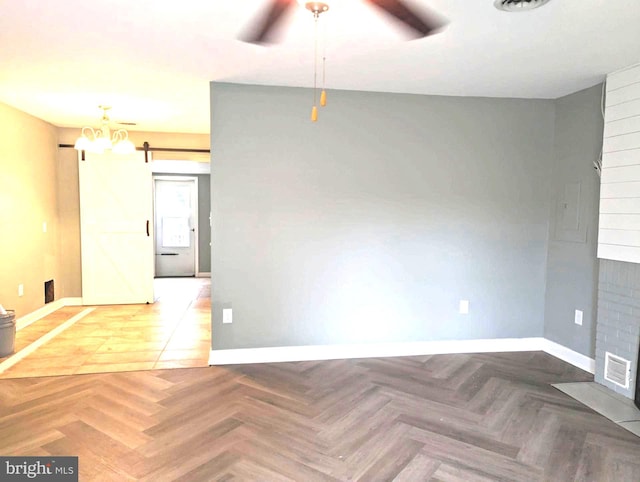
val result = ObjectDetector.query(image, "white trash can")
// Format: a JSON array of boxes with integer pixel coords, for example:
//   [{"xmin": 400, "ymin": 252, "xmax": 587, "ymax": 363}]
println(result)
[{"xmin": 0, "ymin": 310, "xmax": 16, "ymax": 357}]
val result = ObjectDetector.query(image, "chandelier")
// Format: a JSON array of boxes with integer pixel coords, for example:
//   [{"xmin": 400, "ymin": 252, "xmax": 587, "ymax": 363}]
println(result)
[{"xmin": 74, "ymin": 106, "xmax": 135, "ymax": 154}]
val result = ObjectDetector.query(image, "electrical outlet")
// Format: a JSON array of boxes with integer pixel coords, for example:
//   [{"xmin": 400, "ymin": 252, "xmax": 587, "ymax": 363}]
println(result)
[
  {"xmin": 18, "ymin": 284, "xmax": 24, "ymax": 297},
  {"xmin": 574, "ymin": 309, "xmax": 583, "ymax": 326},
  {"xmin": 459, "ymin": 300, "xmax": 469, "ymax": 315},
  {"xmin": 223, "ymin": 308, "xmax": 233, "ymax": 324}
]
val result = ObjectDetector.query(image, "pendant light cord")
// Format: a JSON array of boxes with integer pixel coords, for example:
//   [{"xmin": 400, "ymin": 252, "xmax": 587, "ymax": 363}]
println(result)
[
  {"xmin": 314, "ymin": 14, "xmax": 319, "ymax": 106},
  {"xmin": 322, "ymin": 15, "xmax": 326, "ymax": 91}
]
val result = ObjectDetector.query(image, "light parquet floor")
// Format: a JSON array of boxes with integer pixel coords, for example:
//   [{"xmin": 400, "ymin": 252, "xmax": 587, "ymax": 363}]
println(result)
[
  {"xmin": 0, "ymin": 278, "xmax": 211, "ymax": 379},
  {"xmin": 0, "ymin": 351, "xmax": 638, "ymax": 481}
]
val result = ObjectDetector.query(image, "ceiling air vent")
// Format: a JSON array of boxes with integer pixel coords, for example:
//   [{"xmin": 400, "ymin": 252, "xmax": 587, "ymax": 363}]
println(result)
[
  {"xmin": 494, "ymin": 0, "xmax": 552, "ymax": 12},
  {"xmin": 604, "ymin": 352, "xmax": 631, "ymax": 389}
]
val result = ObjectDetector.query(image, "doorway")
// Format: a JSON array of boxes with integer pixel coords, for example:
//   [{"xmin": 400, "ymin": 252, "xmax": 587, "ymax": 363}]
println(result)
[{"xmin": 154, "ymin": 176, "xmax": 198, "ymax": 277}]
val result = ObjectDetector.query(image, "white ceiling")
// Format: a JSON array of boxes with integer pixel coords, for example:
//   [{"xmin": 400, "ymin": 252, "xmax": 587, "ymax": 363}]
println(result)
[{"xmin": 0, "ymin": 0, "xmax": 639, "ymax": 134}]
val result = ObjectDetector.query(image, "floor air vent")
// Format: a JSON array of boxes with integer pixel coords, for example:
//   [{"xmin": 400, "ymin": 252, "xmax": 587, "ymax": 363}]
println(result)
[
  {"xmin": 44, "ymin": 279, "xmax": 54, "ymax": 304},
  {"xmin": 604, "ymin": 352, "xmax": 631, "ymax": 389}
]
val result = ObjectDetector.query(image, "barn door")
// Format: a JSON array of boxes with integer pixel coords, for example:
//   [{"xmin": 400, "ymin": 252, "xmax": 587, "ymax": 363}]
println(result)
[{"xmin": 79, "ymin": 151, "xmax": 154, "ymax": 305}]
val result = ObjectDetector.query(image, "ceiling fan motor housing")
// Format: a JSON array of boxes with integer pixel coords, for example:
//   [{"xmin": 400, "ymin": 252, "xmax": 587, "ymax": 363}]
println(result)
[
  {"xmin": 305, "ymin": 2, "xmax": 329, "ymax": 15},
  {"xmin": 494, "ymin": 0, "xmax": 552, "ymax": 12},
  {"xmin": 242, "ymin": 0, "xmax": 446, "ymax": 44}
]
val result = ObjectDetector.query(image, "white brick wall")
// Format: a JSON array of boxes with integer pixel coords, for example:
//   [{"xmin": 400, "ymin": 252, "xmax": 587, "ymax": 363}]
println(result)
[
  {"xmin": 598, "ymin": 62, "xmax": 640, "ymax": 264},
  {"xmin": 595, "ymin": 259, "xmax": 640, "ymax": 398}
]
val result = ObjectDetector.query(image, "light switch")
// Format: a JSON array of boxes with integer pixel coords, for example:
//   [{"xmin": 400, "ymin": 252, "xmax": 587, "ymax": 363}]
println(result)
[{"xmin": 223, "ymin": 308, "xmax": 233, "ymax": 324}]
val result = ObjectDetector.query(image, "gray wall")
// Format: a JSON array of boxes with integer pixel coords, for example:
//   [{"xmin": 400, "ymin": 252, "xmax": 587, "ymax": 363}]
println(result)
[
  {"xmin": 543, "ymin": 84, "xmax": 604, "ymax": 357},
  {"xmin": 210, "ymin": 83, "xmax": 556, "ymax": 350}
]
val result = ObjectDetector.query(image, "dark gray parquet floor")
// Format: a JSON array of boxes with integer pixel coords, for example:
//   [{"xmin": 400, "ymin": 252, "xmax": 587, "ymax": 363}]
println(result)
[{"xmin": 0, "ymin": 351, "xmax": 638, "ymax": 481}]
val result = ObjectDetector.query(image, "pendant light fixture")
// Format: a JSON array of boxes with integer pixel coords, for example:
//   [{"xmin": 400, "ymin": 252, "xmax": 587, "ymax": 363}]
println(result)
[
  {"xmin": 74, "ymin": 106, "xmax": 136, "ymax": 154},
  {"xmin": 320, "ymin": 9, "xmax": 328, "ymax": 108},
  {"xmin": 304, "ymin": 2, "xmax": 329, "ymax": 122},
  {"xmin": 242, "ymin": 1, "xmax": 447, "ymax": 123}
]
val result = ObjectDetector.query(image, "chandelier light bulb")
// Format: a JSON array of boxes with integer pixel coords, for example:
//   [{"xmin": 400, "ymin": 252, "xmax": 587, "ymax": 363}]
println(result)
[
  {"xmin": 112, "ymin": 137, "xmax": 135, "ymax": 155},
  {"xmin": 74, "ymin": 106, "xmax": 135, "ymax": 155},
  {"xmin": 94, "ymin": 134, "xmax": 112, "ymax": 151},
  {"xmin": 73, "ymin": 135, "xmax": 91, "ymax": 151}
]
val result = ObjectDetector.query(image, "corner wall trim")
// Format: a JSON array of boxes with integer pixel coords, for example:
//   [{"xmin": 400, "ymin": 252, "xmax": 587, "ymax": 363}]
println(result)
[
  {"xmin": 16, "ymin": 297, "xmax": 84, "ymax": 331},
  {"xmin": 208, "ymin": 337, "xmax": 596, "ymax": 374}
]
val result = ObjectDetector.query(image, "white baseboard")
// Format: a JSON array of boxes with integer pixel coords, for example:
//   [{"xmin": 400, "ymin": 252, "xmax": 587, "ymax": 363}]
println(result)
[
  {"xmin": 208, "ymin": 337, "xmax": 596, "ymax": 374},
  {"xmin": 16, "ymin": 300, "xmax": 65, "ymax": 331},
  {"xmin": 540, "ymin": 339, "xmax": 596, "ymax": 374},
  {"xmin": 209, "ymin": 337, "xmax": 544, "ymax": 365},
  {"xmin": 63, "ymin": 297, "xmax": 84, "ymax": 306},
  {"xmin": 1, "ymin": 308, "xmax": 95, "ymax": 374},
  {"xmin": 196, "ymin": 272, "xmax": 211, "ymax": 278},
  {"xmin": 16, "ymin": 297, "xmax": 84, "ymax": 331}
]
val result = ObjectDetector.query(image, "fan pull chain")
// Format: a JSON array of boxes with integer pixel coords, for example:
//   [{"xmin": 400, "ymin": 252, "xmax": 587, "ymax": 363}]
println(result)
[
  {"xmin": 320, "ymin": 59, "xmax": 327, "ymax": 107},
  {"xmin": 320, "ymin": 15, "xmax": 327, "ymax": 107},
  {"xmin": 311, "ymin": 14, "xmax": 319, "ymax": 122}
]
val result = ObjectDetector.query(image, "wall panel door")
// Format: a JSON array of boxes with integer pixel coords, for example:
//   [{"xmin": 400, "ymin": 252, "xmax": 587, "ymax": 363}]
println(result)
[{"xmin": 154, "ymin": 177, "xmax": 198, "ymax": 277}]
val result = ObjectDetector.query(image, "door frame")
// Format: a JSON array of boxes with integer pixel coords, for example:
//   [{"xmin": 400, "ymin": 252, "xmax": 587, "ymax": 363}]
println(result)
[{"xmin": 153, "ymin": 175, "xmax": 200, "ymax": 277}]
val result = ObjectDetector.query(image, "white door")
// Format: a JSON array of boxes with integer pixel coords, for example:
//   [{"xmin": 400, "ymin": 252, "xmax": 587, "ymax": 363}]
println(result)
[
  {"xmin": 79, "ymin": 151, "xmax": 154, "ymax": 305},
  {"xmin": 154, "ymin": 177, "xmax": 198, "ymax": 277}
]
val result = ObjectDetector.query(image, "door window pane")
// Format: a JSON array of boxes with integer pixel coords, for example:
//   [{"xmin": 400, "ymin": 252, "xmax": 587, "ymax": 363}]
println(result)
[{"xmin": 161, "ymin": 216, "xmax": 191, "ymax": 247}]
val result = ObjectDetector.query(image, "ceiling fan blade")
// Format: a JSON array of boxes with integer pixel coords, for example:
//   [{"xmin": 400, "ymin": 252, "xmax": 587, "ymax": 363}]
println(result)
[
  {"xmin": 366, "ymin": 0, "xmax": 446, "ymax": 38},
  {"xmin": 240, "ymin": 0, "xmax": 298, "ymax": 44}
]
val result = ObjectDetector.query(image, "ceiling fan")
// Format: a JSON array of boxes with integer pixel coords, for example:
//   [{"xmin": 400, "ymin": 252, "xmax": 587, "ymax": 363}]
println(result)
[{"xmin": 241, "ymin": 0, "xmax": 447, "ymax": 44}]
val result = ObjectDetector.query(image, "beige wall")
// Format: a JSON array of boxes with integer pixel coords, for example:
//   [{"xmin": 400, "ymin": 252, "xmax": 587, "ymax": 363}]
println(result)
[
  {"xmin": 56, "ymin": 127, "xmax": 210, "ymax": 297},
  {"xmin": 0, "ymin": 105, "xmax": 210, "ymax": 315},
  {"xmin": 0, "ymin": 102, "xmax": 60, "ymax": 317}
]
